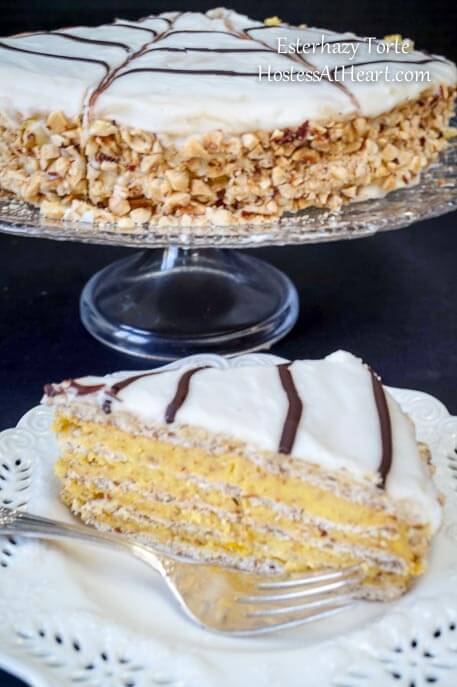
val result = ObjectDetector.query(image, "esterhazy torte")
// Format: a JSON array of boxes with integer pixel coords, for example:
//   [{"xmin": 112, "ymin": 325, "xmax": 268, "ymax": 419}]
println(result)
[
  {"xmin": 0, "ymin": 9, "xmax": 456, "ymax": 227},
  {"xmin": 42, "ymin": 351, "xmax": 442, "ymax": 601}
]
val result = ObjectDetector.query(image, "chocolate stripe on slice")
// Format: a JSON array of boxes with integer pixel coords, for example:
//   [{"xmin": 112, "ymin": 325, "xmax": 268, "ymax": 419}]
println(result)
[
  {"xmin": 278, "ymin": 363, "xmax": 303, "ymax": 454},
  {"xmin": 43, "ymin": 380, "xmax": 105, "ymax": 397},
  {"xmin": 165, "ymin": 366, "xmax": 209, "ymax": 424},
  {"xmin": 109, "ymin": 371, "xmax": 163, "ymax": 396},
  {"xmin": 369, "ymin": 370, "xmax": 393, "ymax": 487}
]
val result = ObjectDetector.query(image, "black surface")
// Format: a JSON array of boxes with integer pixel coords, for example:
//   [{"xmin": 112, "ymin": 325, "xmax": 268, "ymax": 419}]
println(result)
[
  {"xmin": 1, "ymin": 0, "xmax": 456, "ymax": 684},
  {"xmin": 1, "ymin": 0, "xmax": 457, "ymax": 63},
  {"xmin": 1, "ymin": 214, "xmax": 457, "ymax": 685},
  {"xmin": 0, "ymin": 673, "xmax": 26, "ymax": 687},
  {"xmin": 1, "ymin": 212, "xmax": 457, "ymax": 427}
]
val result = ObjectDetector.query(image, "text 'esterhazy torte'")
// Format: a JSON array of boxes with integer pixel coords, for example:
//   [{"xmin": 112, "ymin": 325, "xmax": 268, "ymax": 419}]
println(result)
[
  {"xmin": 42, "ymin": 351, "xmax": 442, "ymax": 601},
  {"xmin": 0, "ymin": 8, "xmax": 456, "ymax": 227}
]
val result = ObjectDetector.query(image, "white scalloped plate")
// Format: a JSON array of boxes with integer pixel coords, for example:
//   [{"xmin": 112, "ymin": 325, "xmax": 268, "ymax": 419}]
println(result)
[{"xmin": 1, "ymin": 353, "xmax": 457, "ymax": 687}]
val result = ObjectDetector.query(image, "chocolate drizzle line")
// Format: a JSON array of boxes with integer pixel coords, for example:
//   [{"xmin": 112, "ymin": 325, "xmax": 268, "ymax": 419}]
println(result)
[
  {"xmin": 43, "ymin": 380, "xmax": 105, "ymax": 397},
  {"xmin": 88, "ymin": 13, "xmax": 451, "ymax": 115},
  {"xmin": 277, "ymin": 363, "xmax": 303, "ymax": 454},
  {"xmin": 44, "ymin": 371, "xmax": 164, "ymax": 401},
  {"xmin": 155, "ymin": 17, "xmax": 174, "ymax": 27},
  {"xmin": 369, "ymin": 369, "xmax": 393, "ymax": 488},
  {"xmin": 143, "ymin": 47, "xmax": 274, "ymax": 55},
  {"xmin": 138, "ymin": 15, "xmax": 173, "ymax": 27},
  {"xmin": 113, "ymin": 23, "xmax": 158, "ymax": 36},
  {"xmin": 244, "ymin": 25, "xmax": 283, "ymax": 33},
  {"xmin": 4, "ymin": 13, "xmax": 451, "ymax": 131},
  {"xmin": 164, "ymin": 30, "xmax": 242, "ymax": 38},
  {"xmin": 90, "ymin": 12, "xmax": 182, "ymax": 105},
  {"xmin": 114, "ymin": 67, "xmax": 261, "ymax": 80},
  {"xmin": 28, "ymin": 31, "xmax": 131, "ymax": 51},
  {"xmin": 240, "ymin": 25, "xmax": 361, "ymax": 112},
  {"xmin": 241, "ymin": 24, "xmax": 449, "ymax": 111},
  {"xmin": 332, "ymin": 57, "xmax": 449, "ymax": 72},
  {"xmin": 165, "ymin": 366, "xmax": 208, "ymax": 424},
  {"xmin": 46, "ymin": 364, "xmax": 208, "ymax": 423},
  {"xmin": 0, "ymin": 40, "xmax": 110, "ymax": 72}
]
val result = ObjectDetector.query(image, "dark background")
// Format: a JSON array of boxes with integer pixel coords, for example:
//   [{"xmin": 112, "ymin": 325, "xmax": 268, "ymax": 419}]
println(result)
[
  {"xmin": 1, "ymin": 0, "xmax": 456, "ymax": 63},
  {"xmin": 0, "ymin": 1, "xmax": 456, "ymax": 685}
]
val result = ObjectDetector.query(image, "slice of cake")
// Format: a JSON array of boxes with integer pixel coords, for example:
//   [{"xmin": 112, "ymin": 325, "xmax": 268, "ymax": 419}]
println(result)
[
  {"xmin": 1, "ymin": 8, "xmax": 456, "ymax": 225},
  {"xmin": 42, "ymin": 351, "xmax": 442, "ymax": 600}
]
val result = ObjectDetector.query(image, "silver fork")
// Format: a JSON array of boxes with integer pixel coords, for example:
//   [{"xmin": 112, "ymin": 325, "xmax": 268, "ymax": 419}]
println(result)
[{"xmin": 0, "ymin": 506, "xmax": 362, "ymax": 635}]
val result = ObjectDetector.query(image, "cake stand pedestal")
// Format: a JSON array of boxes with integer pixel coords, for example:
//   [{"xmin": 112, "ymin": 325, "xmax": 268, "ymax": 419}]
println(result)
[
  {"xmin": 79, "ymin": 247, "xmax": 298, "ymax": 359},
  {"xmin": 0, "ymin": 134, "xmax": 456, "ymax": 360}
]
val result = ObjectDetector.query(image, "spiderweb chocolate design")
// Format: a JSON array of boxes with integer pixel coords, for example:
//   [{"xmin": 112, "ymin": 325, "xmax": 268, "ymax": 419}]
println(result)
[{"xmin": 0, "ymin": 9, "xmax": 455, "ymax": 226}]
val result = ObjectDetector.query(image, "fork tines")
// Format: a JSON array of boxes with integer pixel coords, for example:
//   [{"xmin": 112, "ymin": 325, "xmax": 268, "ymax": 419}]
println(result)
[{"xmin": 234, "ymin": 566, "xmax": 362, "ymax": 635}]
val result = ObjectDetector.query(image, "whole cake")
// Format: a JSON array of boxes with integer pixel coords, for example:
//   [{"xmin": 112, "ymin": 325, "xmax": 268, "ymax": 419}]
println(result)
[
  {"xmin": 43, "ymin": 351, "xmax": 442, "ymax": 601},
  {"xmin": 0, "ymin": 9, "xmax": 456, "ymax": 227}
]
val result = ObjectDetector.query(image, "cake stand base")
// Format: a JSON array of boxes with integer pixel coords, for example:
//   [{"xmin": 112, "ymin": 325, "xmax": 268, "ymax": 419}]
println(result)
[{"xmin": 79, "ymin": 248, "xmax": 299, "ymax": 360}]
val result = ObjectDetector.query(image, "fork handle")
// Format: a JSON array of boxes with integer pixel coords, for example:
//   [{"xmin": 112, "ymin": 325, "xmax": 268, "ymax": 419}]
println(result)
[{"xmin": 0, "ymin": 506, "xmax": 166, "ymax": 574}]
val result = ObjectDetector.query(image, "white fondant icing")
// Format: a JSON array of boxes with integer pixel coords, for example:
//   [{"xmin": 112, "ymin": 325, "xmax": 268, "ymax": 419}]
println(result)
[
  {"xmin": 51, "ymin": 350, "xmax": 441, "ymax": 531},
  {"xmin": 91, "ymin": 8, "xmax": 457, "ymax": 138},
  {"xmin": 0, "ymin": 18, "xmax": 169, "ymax": 122},
  {"xmin": 0, "ymin": 8, "xmax": 455, "ymax": 137}
]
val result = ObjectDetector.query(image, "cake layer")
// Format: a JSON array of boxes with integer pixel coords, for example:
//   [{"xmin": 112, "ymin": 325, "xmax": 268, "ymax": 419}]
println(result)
[
  {"xmin": 54, "ymin": 415, "xmax": 419, "ymax": 529},
  {"xmin": 56, "ymin": 441, "xmax": 404, "ymax": 534},
  {"xmin": 61, "ymin": 477, "xmax": 407, "ymax": 570},
  {"xmin": 56, "ymin": 439, "xmax": 424, "ymax": 550},
  {"xmin": 52, "ymin": 411, "xmax": 430, "ymax": 597},
  {"xmin": 56, "ymin": 452, "xmax": 428, "ymax": 573},
  {"xmin": 58, "ymin": 476, "xmax": 417, "ymax": 600}
]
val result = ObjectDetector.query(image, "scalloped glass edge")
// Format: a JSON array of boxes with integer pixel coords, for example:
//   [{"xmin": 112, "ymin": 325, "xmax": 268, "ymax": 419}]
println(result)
[{"xmin": 0, "ymin": 134, "xmax": 456, "ymax": 249}]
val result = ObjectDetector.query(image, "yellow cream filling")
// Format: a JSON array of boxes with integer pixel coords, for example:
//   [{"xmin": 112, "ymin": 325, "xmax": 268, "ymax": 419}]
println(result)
[
  {"xmin": 54, "ymin": 415, "xmax": 399, "ymax": 528},
  {"xmin": 53, "ymin": 415, "xmax": 428, "ymax": 582},
  {"xmin": 60, "ymin": 484, "xmax": 410, "ymax": 588},
  {"xmin": 57, "ymin": 456, "xmax": 426, "ymax": 574}
]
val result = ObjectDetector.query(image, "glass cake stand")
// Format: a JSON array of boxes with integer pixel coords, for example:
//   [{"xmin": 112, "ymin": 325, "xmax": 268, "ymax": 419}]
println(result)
[{"xmin": 0, "ymin": 136, "xmax": 456, "ymax": 360}]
